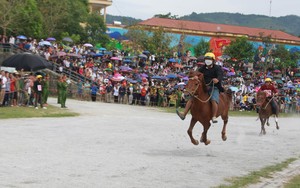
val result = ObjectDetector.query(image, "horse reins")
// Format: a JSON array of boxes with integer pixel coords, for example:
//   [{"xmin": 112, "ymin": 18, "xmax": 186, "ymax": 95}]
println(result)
[
  {"xmin": 262, "ymin": 95, "xmax": 275, "ymax": 110},
  {"xmin": 186, "ymin": 77, "xmax": 215, "ymax": 103}
]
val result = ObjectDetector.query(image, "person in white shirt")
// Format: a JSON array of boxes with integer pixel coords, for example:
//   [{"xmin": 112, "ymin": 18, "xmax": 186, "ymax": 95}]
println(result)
[
  {"xmin": 0, "ymin": 71, "xmax": 7, "ymax": 106},
  {"xmin": 9, "ymin": 36, "xmax": 15, "ymax": 44}
]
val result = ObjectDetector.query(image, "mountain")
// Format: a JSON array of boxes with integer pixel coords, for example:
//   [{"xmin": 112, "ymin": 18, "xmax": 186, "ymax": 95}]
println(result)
[
  {"xmin": 106, "ymin": 15, "xmax": 142, "ymax": 26},
  {"xmin": 107, "ymin": 13, "xmax": 300, "ymax": 37}
]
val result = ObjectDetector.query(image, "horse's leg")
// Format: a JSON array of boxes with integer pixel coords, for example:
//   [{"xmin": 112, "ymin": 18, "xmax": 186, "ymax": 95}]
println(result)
[
  {"xmin": 200, "ymin": 121, "xmax": 211, "ymax": 145},
  {"xmin": 221, "ymin": 116, "xmax": 228, "ymax": 141},
  {"xmin": 260, "ymin": 117, "xmax": 267, "ymax": 135},
  {"xmin": 187, "ymin": 118, "xmax": 199, "ymax": 145},
  {"xmin": 275, "ymin": 114, "xmax": 279, "ymax": 130},
  {"xmin": 266, "ymin": 118, "xmax": 270, "ymax": 126}
]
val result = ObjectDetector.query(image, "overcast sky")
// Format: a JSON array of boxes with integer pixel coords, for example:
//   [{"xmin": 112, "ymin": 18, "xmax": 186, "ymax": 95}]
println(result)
[{"xmin": 106, "ymin": 0, "xmax": 300, "ymax": 20}]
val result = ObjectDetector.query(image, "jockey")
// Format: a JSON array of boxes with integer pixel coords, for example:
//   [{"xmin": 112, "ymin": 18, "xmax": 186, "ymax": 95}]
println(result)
[
  {"xmin": 176, "ymin": 52, "xmax": 224, "ymax": 123},
  {"xmin": 258, "ymin": 78, "xmax": 278, "ymax": 114}
]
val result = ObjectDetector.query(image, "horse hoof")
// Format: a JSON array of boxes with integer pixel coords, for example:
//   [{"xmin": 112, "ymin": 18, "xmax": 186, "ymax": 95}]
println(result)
[
  {"xmin": 192, "ymin": 140, "xmax": 199, "ymax": 145},
  {"xmin": 222, "ymin": 135, "xmax": 227, "ymax": 141},
  {"xmin": 276, "ymin": 126, "xmax": 280, "ymax": 130},
  {"xmin": 200, "ymin": 137, "xmax": 204, "ymax": 143},
  {"xmin": 263, "ymin": 131, "xmax": 266, "ymax": 135},
  {"xmin": 205, "ymin": 140, "xmax": 211, "ymax": 145}
]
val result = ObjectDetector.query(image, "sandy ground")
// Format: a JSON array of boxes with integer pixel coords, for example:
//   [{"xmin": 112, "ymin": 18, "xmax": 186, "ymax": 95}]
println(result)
[{"xmin": 0, "ymin": 98, "xmax": 299, "ymax": 188}]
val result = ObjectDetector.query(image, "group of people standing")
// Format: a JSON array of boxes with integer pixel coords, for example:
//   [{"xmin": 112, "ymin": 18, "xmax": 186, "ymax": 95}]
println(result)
[{"xmin": 0, "ymin": 70, "xmax": 50, "ymax": 109}]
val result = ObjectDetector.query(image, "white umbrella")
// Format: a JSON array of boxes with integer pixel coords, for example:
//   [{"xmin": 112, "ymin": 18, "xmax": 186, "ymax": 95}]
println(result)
[
  {"xmin": 84, "ymin": 43, "xmax": 93, "ymax": 47},
  {"xmin": 39, "ymin": 41, "xmax": 52, "ymax": 46}
]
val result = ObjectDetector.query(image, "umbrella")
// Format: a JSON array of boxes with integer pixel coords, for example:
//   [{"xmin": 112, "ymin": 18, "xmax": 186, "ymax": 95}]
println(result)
[
  {"xmin": 17, "ymin": 35, "xmax": 27, "ymax": 40},
  {"xmin": 39, "ymin": 41, "xmax": 52, "ymax": 46},
  {"xmin": 275, "ymin": 79, "xmax": 283, "ymax": 84},
  {"xmin": 294, "ymin": 73, "xmax": 300, "ymax": 77},
  {"xmin": 127, "ymin": 78, "xmax": 138, "ymax": 83},
  {"xmin": 140, "ymin": 73, "xmax": 148, "ymax": 78},
  {"xmin": 138, "ymin": 54, "xmax": 147, "ymax": 59},
  {"xmin": 57, "ymin": 51, "xmax": 66, "ymax": 57},
  {"xmin": 151, "ymin": 75, "xmax": 161, "ymax": 79},
  {"xmin": 67, "ymin": 53, "xmax": 82, "ymax": 58},
  {"xmin": 229, "ymin": 86, "xmax": 239, "ymax": 92},
  {"xmin": 182, "ymin": 77, "xmax": 189, "ymax": 81},
  {"xmin": 110, "ymin": 76, "xmax": 124, "ymax": 82},
  {"xmin": 83, "ymin": 43, "xmax": 93, "ymax": 47},
  {"xmin": 99, "ymin": 47, "xmax": 106, "ymax": 51},
  {"xmin": 111, "ymin": 57, "xmax": 120, "ymax": 60},
  {"xmin": 46, "ymin": 37, "xmax": 56, "ymax": 41},
  {"xmin": 2, "ymin": 53, "xmax": 52, "ymax": 71},
  {"xmin": 169, "ymin": 58, "xmax": 176, "ymax": 63},
  {"xmin": 143, "ymin": 50, "xmax": 150, "ymax": 54},
  {"xmin": 273, "ymin": 70, "xmax": 281, "ymax": 73},
  {"xmin": 227, "ymin": 72, "xmax": 235, "ymax": 77},
  {"xmin": 104, "ymin": 68, "xmax": 112, "ymax": 72},
  {"xmin": 222, "ymin": 67, "xmax": 230, "ymax": 71},
  {"xmin": 93, "ymin": 53, "xmax": 103, "ymax": 57},
  {"xmin": 166, "ymin": 73, "xmax": 177, "ymax": 79},
  {"xmin": 62, "ymin": 37, "xmax": 73, "ymax": 43},
  {"xmin": 123, "ymin": 59, "xmax": 132, "ymax": 63},
  {"xmin": 189, "ymin": 56, "xmax": 197, "ymax": 60}
]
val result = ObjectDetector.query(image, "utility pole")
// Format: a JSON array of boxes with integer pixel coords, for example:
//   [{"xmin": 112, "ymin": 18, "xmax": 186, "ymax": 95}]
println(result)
[{"xmin": 269, "ymin": 0, "xmax": 272, "ymax": 17}]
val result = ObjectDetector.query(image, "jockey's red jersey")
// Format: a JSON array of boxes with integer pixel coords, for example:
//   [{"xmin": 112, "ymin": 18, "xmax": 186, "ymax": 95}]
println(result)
[{"xmin": 259, "ymin": 84, "xmax": 278, "ymax": 97}]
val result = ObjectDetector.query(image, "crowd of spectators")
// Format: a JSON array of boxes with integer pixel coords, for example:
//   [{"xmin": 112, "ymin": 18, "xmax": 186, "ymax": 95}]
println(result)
[{"xmin": 1, "ymin": 35, "xmax": 300, "ymax": 114}]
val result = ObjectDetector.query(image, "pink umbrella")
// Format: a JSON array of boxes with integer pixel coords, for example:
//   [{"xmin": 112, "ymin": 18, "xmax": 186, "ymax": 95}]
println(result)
[
  {"xmin": 273, "ymin": 70, "xmax": 281, "ymax": 73},
  {"xmin": 110, "ymin": 76, "xmax": 124, "ymax": 82},
  {"xmin": 111, "ymin": 57, "xmax": 120, "ymax": 60},
  {"xmin": 57, "ymin": 52, "xmax": 66, "ymax": 57}
]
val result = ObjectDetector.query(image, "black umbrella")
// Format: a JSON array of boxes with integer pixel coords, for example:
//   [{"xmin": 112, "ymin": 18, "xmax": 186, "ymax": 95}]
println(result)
[{"xmin": 2, "ymin": 53, "xmax": 52, "ymax": 71}]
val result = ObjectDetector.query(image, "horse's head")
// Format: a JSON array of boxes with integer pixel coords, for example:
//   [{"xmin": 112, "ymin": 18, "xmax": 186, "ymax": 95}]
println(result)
[
  {"xmin": 256, "ymin": 91, "xmax": 267, "ymax": 107},
  {"xmin": 185, "ymin": 71, "xmax": 206, "ymax": 96}
]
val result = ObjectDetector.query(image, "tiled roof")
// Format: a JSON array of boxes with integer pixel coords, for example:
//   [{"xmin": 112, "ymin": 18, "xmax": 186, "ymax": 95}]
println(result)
[{"xmin": 138, "ymin": 18, "xmax": 300, "ymax": 43}]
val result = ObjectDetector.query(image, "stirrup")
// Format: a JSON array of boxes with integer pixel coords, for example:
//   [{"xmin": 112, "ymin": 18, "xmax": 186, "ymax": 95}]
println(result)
[
  {"xmin": 212, "ymin": 117, "xmax": 218, "ymax": 123},
  {"xmin": 176, "ymin": 109, "xmax": 185, "ymax": 120}
]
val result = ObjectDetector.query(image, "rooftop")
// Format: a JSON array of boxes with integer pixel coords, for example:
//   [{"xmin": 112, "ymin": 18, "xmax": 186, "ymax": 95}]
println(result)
[{"xmin": 138, "ymin": 18, "xmax": 300, "ymax": 44}]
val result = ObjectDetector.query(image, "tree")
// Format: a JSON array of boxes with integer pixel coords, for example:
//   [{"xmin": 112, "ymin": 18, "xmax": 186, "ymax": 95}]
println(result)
[
  {"xmin": 147, "ymin": 27, "xmax": 173, "ymax": 55},
  {"xmin": 124, "ymin": 26, "xmax": 149, "ymax": 54},
  {"xmin": 194, "ymin": 39, "xmax": 210, "ymax": 57},
  {"xmin": 12, "ymin": 0, "xmax": 43, "ymax": 38},
  {"xmin": 85, "ymin": 13, "xmax": 109, "ymax": 46},
  {"xmin": 224, "ymin": 37, "xmax": 254, "ymax": 61},
  {"xmin": 273, "ymin": 44, "xmax": 297, "ymax": 69},
  {"xmin": 0, "ymin": 0, "xmax": 25, "ymax": 36},
  {"xmin": 154, "ymin": 12, "xmax": 178, "ymax": 19},
  {"xmin": 36, "ymin": 0, "xmax": 70, "ymax": 38}
]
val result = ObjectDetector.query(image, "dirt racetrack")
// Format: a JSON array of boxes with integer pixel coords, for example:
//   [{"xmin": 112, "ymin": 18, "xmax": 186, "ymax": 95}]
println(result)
[{"xmin": 0, "ymin": 98, "xmax": 299, "ymax": 188}]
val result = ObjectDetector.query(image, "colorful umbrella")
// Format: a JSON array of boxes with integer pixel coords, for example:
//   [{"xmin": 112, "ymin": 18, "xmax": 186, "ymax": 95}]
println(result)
[{"xmin": 46, "ymin": 37, "xmax": 56, "ymax": 41}]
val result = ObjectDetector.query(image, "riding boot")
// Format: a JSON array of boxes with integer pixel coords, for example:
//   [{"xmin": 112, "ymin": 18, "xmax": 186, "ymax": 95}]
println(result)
[
  {"xmin": 271, "ymin": 100, "xmax": 277, "ymax": 114},
  {"xmin": 176, "ymin": 99, "xmax": 192, "ymax": 120},
  {"xmin": 211, "ymin": 101, "xmax": 218, "ymax": 123}
]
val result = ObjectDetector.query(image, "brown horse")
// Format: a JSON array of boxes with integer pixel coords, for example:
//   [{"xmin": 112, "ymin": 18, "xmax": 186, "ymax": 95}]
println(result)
[
  {"xmin": 184, "ymin": 71, "xmax": 232, "ymax": 145},
  {"xmin": 256, "ymin": 91, "xmax": 279, "ymax": 135}
]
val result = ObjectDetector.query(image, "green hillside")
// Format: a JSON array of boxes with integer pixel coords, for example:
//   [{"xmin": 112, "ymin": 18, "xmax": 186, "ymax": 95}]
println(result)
[{"xmin": 107, "ymin": 13, "xmax": 300, "ymax": 37}]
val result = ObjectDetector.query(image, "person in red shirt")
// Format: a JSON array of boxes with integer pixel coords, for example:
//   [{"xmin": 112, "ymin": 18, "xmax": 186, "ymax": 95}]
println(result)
[{"xmin": 258, "ymin": 78, "xmax": 278, "ymax": 114}]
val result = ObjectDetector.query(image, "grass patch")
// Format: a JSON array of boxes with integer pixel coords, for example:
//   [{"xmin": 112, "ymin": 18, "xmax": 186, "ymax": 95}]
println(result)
[
  {"xmin": 216, "ymin": 158, "xmax": 297, "ymax": 188},
  {"xmin": 284, "ymin": 174, "xmax": 300, "ymax": 188},
  {"xmin": 0, "ymin": 105, "xmax": 79, "ymax": 119}
]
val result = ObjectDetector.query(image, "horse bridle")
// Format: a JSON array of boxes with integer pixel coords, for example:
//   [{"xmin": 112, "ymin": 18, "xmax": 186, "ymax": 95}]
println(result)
[{"xmin": 186, "ymin": 77, "xmax": 214, "ymax": 103}]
